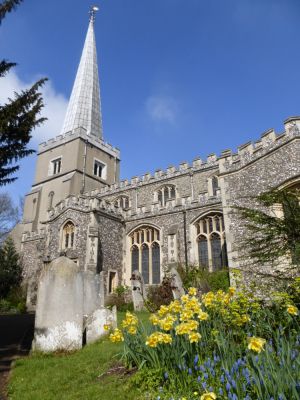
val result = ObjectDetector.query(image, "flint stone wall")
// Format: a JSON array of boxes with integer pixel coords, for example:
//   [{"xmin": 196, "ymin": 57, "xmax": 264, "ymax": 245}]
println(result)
[{"xmin": 221, "ymin": 137, "xmax": 300, "ymax": 288}]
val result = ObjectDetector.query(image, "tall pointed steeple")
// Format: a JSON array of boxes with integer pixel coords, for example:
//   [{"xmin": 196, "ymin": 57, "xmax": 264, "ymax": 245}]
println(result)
[{"xmin": 61, "ymin": 6, "xmax": 103, "ymax": 138}]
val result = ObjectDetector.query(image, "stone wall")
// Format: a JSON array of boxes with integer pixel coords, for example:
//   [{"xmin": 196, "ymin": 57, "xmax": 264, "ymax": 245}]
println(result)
[{"xmin": 221, "ymin": 135, "xmax": 300, "ymax": 288}]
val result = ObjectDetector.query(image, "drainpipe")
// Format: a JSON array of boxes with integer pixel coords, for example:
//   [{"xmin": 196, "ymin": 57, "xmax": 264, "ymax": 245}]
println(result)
[
  {"xmin": 81, "ymin": 139, "xmax": 88, "ymax": 194},
  {"xmin": 183, "ymin": 209, "xmax": 188, "ymax": 267}
]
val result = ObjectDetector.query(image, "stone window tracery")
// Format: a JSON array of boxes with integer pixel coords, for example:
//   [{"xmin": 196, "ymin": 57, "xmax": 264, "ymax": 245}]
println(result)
[
  {"xmin": 156, "ymin": 185, "xmax": 176, "ymax": 206},
  {"xmin": 129, "ymin": 226, "xmax": 161, "ymax": 284},
  {"xmin": 62, "ymin": 221, "xmax": 75, "ymax": 249},
  {"xmin": 195, "ymin": 213, "xmax": 227, "ymax": 270},
  {"xmin": 114, "ymin": 195, "xmax": 130, "ymax": 210}
]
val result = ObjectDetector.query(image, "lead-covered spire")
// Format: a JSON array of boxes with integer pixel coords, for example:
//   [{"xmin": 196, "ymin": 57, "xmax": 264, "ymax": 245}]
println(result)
[{"xmin": 61, "ymin": 6, "xmax": 103, "ymax": 138}]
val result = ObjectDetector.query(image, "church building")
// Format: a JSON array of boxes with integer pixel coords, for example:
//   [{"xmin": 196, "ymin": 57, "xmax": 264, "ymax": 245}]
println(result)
[{"xmin": 20, "ymin": 10, "xmax": 300, "ymax": 310}]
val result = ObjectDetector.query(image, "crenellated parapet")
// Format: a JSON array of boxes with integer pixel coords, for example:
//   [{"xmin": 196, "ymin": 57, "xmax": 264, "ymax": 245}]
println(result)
[
  {"xmin": 83, "ymin": 154, "xmax": 219, "ymax": 198},
  {"xmin": 46, "ymin": 193, "xmax": 124, "ymax": 222},
  {"xmin": 38, "ymin": 127, "xmax": 120, "ymax": 159},
  {"xmin": 219, "ymin": 116, "xmax": 300, "ymax": 173},
  {"xmin": 22, "ymin": 228, "xmax": 46, "ymax": 242}
]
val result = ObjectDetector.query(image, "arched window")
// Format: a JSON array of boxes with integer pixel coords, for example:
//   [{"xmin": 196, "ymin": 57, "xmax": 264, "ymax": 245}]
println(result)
[
  {"xmin": 156, "ymin": 185, "xmax": 176, "ymax": 206},
  {"xmin": 114, "ymin": 195, "xmax": 130, "ymax": 210},
  {"xmin": 62, "ymin": 221, "xmax": 75, "ymax": 249},
  {"xmin": 195, "ymin": 213, "xmax": 227, "ymax": 271},
  {"xmin": 129, "ymin": 226, "xmax": 161, "ymax": 284}
]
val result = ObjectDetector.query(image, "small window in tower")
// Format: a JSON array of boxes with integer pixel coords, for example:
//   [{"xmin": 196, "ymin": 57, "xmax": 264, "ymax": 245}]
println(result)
[
  {"xmin": 93, "ymin": 159, "xmax": 107, "ymax": 179},
  {"xmin": 50, "ymin": 158, "xmax": 62, "ymax": 175}
]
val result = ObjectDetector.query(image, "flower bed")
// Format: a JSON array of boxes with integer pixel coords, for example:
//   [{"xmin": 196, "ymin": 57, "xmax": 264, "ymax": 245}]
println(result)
[{"xmin": 109, "ymin": 280, "xmax": 300, "ymax": 400}]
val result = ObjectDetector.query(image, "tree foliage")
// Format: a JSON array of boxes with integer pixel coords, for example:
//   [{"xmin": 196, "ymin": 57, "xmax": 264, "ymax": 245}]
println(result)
[
  {"xmin": 0, "ymin": 0, "xmax": 23, "ymax": 22},
  {"xmin": 0, "ymin": 0, "xmax": 47, "ymax": 186},
  {"xmin": 0, "ymin": 236, "xmax": 22, "ymax": 298},
  {"xmin": 236, "ymin": 188, "xmax": 300, "ymax": 267},
  {"xmin": 0, "ymin": 192, "xmax": 19, "ymax": 242}
]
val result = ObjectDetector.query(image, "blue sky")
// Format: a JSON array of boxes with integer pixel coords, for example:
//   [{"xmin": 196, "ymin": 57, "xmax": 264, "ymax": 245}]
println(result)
[{"xmin": 1, "ymin": 0, "xmax": 300, "ymax": 205}]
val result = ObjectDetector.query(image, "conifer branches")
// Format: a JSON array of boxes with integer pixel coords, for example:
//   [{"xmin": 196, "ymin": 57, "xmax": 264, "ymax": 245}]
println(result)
[{"xmin": 236, "ymin": 188, "xmax": 300, "ymax": 268}]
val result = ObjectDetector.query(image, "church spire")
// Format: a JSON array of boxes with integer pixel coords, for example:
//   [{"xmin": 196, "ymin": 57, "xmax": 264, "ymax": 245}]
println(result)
[{"xmin": 61, "ymin": 6, "xmax": 103, "ymax": 138}]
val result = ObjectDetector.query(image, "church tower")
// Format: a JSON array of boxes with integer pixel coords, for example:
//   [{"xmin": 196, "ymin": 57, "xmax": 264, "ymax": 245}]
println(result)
[{"xmin": 22, "ymin": 7, "xmax": 120, "ymax": 232}]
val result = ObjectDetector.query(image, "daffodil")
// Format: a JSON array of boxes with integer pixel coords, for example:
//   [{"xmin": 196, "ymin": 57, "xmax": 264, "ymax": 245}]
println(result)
[
  {"xmin": 200, "ymin": 392, "xmax": 217, "ymax": 400},
  {"xmin": 188, "ymin": 287, "xmax": 197, "ymax": 296},
  {"xmin": 287, "ymin": 304, "xmax": 298, "ymax": 316},
  {"xmin": 247, "ymin": 336, "xmax": 266, "ymax": 353},
  {"xmin": 188, "ymin": 332, "xmax": 201, "ymax": 343},
  {"xmin": 109, "ymin": 328, "xmax": 124, "ymax": 343}
]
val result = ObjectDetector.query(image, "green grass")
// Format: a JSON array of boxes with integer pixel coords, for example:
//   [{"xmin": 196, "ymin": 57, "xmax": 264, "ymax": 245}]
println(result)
[{"xmin": 8, "ymin": 311, "xmax": 149, "ymax": 400}]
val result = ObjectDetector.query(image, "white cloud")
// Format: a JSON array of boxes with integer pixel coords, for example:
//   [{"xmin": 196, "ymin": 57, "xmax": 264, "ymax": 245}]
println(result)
[
  {"xmin": 0, "ymin": 70, "xmax": 68, "ymax": 146},
  {"xmin": 146, "ymin": 95, "xmax": 179, "ymax": 125}
]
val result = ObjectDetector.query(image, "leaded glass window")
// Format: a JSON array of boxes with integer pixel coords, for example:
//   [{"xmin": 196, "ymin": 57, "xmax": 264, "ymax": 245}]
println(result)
[
  {"xmin": 142, "ymin": 244, "xmax": 149, "ymax": 284},
  {"xmin": 152, "ymin": 242, "xmax": 160, "ymax": 284},
  {"xmin": 198, "ymin": 236, "xmax": 209, "ymax": 267},
  {"xmin": 129, "ymin": 226, "xmax": 161, "ymax": 284},
  {"xmin": 195, "ymin": 213, "xmax": 228, "ymax": 271},
  {"xmin": 62, "ymin": 221, "xmax": 75, "ymax": 249},
  {"xmin": 211, "ymin": 233, "xmax": 222, "ymax": 269},
  {"xmin": 131, "ymin": 245, "xmax": 139, "ymax": 273}
]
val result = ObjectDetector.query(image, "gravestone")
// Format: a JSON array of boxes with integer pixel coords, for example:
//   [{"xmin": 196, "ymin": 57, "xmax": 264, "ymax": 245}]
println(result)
[
  {"xmin": 33, "ymin": 256, "xmax": 84, "ymax": 352},
  {"xmin": 170, "ymin": 267, "xmax": 185, "ymax": 299},
  {"xmin": 86, "ymin": 305, "xmax": 117, "ymax": 344},
  {"xmin": 130, "ymin": 270, "xmax": 145, "ymax": 311},
  {"xmin": 33, "ymin": 256, "xmax": 117, "ymax": 352}
]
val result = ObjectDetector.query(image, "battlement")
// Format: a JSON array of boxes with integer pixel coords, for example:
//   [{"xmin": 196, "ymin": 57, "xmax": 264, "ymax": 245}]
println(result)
[
  {"xmin": 22, "ymin": 228, "xmax": 46, "ymax": 242},
  {"xmin": 83, "ymin": 154, "xmax": 219, "ymax": 198},
  {"xmin": 38, "ymin": 127, "xmax": 120, "ymax": 159},
  {"xmin": 218, "ymin": 116, "xmax": 300, "ymax": 173},
  {"xmin": 46, "ymin": 193, "xmax": 124, "ymax": 222}
]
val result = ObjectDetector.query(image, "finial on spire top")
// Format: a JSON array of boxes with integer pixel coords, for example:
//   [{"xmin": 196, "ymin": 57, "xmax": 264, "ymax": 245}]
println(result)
[{"xmin": 89, "ymin": 5, "xmax": 99, "ymax": 23}]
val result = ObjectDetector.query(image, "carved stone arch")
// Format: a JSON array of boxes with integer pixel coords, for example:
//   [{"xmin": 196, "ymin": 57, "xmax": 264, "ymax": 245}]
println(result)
[
  {"xmin": 127, "ymin": 223, "xmax": 162, "ymax": 284},
  {"xmin": 193, "ymin": 211, "xmax": 227, "ymax": 271},
  {"xmin": 60, "ymin": 219, "xmax": 76, "ymax": 250}
]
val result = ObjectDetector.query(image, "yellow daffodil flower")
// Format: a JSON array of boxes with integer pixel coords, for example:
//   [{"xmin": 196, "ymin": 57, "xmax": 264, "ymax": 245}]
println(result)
[
  {"xmin": 287, "ymin": 304, "xmax": 298, "ymax": 316},
  {"xmin": 200, "ymin": 393, "xmax": 217, "ymax": 400},
  {"xmin": 247, "ymin": 337, "xmax": 266, "ymax": 353}
]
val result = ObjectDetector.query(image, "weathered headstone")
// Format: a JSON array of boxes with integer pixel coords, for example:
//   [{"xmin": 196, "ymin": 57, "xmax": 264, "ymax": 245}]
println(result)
[
  {"xmin": 86, "ymin": 305, "xmax": 117, "ymax": 344},
  {"xmin": 130, "ymin": 270, "xmax": 145, "ymax": 311},
  {"xmin": 170, "ymin": 267, "xmax": 185, "ymax": 299},
  {"xmin": 33, "ymin": 256, "xmax": 84, "ymax": 352}
]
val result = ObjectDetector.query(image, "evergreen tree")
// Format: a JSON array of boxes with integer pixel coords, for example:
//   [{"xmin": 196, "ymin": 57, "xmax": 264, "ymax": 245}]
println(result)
[
  {"xmin": 0, "ymin": 236, "xmax": 22, "ymax": 298},
  {"xmin": 0, "ymin": 0, "xmax": 47, "ymax": 186},
  {"xmin": 236, "ymin": 188, "xmax": 300, "ymax": 268}
]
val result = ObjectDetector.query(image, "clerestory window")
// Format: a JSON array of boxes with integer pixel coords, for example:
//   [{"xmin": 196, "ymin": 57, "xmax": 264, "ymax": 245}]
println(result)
[
  {"xmin": 114, "ymin": 195, "xmax": 130, "ymax": 210},
  {"xmin": 157, "ymin": 185, "xmax": 176, "ymax": 206}
]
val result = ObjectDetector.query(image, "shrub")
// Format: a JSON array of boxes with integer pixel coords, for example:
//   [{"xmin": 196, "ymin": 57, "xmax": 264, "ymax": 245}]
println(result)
[
  {"xmin": 0, "ymin": 237, "xmax": 22, "ymax": 298},
  {"xmin": 105, "ymin": 285, "xmax": 134, "ymax": 312},
  {"xmin": 177, "ymin": 264, "xmax": 230, "ymax": 293},
  {"xmin": 145, "ymin": 275, "xmax": 174, "ymax": 312}
]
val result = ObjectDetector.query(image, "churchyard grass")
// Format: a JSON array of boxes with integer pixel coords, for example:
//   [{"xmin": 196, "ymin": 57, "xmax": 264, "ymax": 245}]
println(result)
[{"xmin": 8, "ymin": 312, "xmax": 149, "ymax": 400}]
